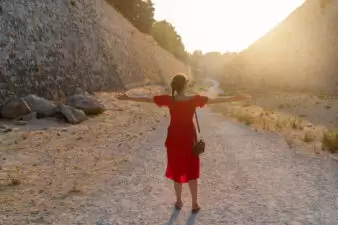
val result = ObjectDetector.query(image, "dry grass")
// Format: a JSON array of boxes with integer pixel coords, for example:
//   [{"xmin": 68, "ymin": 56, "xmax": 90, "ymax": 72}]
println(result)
[
  {"xmin": 209, "ymin": 89, "xmax": 338, "ymax": 154},
  {"xmin": 210, "ymin": 101, "xmax": 328, "ymax": 154},
  {"xmin": 322, "ymin": 130, "xmax": 338, "ymax": 153}
]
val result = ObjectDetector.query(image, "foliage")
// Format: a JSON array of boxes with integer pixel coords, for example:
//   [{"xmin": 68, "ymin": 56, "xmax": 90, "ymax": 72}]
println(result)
[
  {"xmin": 107, "ymin": 0, "xmax": 188, "ymax": 62},
  {"xmin": 152, "ymin": 20, "xmax": 188, "ymax": 62},
  {"xmin": 107, "ymin": 0, "xmax": 155, "ymax": 34},
  {"xmin": 188, "ymin": 50, "xmax": 239, "ymax": 78},
  {"xmin": 322, "ymin": 130, "xmax": 338, "ymax": 153}
]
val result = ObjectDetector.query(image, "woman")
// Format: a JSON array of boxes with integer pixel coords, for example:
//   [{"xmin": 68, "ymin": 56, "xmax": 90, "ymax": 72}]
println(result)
[{"xmin": 117, "ymin": 73, "xmax": 251, "ymax": 213}]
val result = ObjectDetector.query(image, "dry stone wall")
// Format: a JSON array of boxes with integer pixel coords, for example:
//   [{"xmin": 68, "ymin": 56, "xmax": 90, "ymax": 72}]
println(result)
[{"xmin": 0, "ymin": 0, "xmax": 188, "ymax": 105}]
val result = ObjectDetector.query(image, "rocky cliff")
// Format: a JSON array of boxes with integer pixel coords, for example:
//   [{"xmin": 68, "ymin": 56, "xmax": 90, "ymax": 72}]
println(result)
[
  {"xmin": 0, "ymin": 0, "xmax": 188, "ymax": 104},
  {"xmin": 223, "ymin": 0, "xmax": 338, "ymax": 94}
]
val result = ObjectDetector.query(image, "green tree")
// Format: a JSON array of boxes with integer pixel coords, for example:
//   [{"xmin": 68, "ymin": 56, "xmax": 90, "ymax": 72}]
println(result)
[
  {"xmin": 108, "ymin": 0, "xmax": 154, "ymax": 34},
  {"xmin": 152, "ymin": 20, "xmax": 188, "ymax": 62}
]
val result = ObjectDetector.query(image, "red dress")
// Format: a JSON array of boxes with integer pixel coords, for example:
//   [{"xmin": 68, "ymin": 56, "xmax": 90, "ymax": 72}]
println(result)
[{"xmin": 153, "ymin": 94, "xmax": 208, "ymax": 183}]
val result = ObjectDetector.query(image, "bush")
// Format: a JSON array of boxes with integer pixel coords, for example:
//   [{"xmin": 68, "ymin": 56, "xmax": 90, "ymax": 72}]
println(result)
[
  {"xmin": 152, "ymin": 21, "xmax": 188, "ymax": 62},
  {"xmin": 107, "ymin": 0, "xmax": 154, "ymax": 34},
  {"xmin": 322, "ymin": 130, "xmax": 338, "ymax": 153},
  {"xmin": 108, "ymin": 1, "xmax": 188, "ymax": 62}
]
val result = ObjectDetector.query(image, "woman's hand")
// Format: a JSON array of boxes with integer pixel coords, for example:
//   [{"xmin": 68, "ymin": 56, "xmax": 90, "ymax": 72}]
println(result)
[
  {"xmin": 116, "ymin": 92, "xmax": 130, "ymax": 101},
  {"xmin": 235, "ymin": 93, "xmax": 252, "ymax": 101}
]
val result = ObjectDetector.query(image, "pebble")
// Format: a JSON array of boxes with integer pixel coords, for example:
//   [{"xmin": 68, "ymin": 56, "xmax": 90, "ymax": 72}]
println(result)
[{"xmin": 13, "ymin": 120, "xmax": 27, "ymax": 125}]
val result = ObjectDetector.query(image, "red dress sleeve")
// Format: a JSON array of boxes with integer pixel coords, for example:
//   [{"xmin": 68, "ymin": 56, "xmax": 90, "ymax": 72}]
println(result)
[
  {"xmin": 194, "ymin": 95, "xmax": 208, "ymax": 108},
  {"xmin": 153, "ymin": 95, "xmax": 172, "ymax": 107}
]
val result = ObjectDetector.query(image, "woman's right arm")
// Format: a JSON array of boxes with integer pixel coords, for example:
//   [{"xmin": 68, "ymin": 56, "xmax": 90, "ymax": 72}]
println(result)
[{"xmin": 116, "ymin": 93, "xmax": 153, "ymax": 103}]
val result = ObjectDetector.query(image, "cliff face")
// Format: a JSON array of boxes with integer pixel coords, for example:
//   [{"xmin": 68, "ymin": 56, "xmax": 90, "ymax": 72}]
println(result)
[
  {"xmin": 223, "ymin": 0, "xmax": 338, "ymax": 94},
  {"xmin": 0, "ymin": 0, "xmax": 188, "ymax": 103}
]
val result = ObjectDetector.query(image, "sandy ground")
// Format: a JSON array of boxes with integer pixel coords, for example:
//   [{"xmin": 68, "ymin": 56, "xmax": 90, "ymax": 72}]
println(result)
[
  {"xmin": 0, "ymin": 86, "xmax": 168, "ymax": 224},
  {"xmin": 1, "ymin": 85, "xmax": 337, "ymax": 224}
]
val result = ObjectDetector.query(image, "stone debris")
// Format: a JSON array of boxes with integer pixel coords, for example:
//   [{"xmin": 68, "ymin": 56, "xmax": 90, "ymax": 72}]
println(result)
[
  {"xmin": 66, "ymin": 94, "xmax": 106, "ymax": 115},
  {"xmin": 23, "ymin": 94, "xmax": 57, "ymax": 118},
  {"xmin": 0, "ymin": 98, "xmax": 31, "ymax": 119},
  {"xmin": 58, "ymin": 104, "xmax": 88, "ymax": 124}
]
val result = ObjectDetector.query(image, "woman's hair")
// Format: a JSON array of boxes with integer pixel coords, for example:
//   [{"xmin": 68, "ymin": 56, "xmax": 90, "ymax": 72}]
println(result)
[{"xmin": 171, "ymin": 73, "xmax": 188, "ymax": 101}]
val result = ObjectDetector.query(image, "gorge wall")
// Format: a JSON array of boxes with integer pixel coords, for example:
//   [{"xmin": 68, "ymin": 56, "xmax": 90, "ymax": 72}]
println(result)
[
  {"xmin": 222, "ymin": 0, "xmax": 338, "ymax": 94},
  {"xmin": 0, "ymin": 0, "xmax": 188, "ymax": 104}
]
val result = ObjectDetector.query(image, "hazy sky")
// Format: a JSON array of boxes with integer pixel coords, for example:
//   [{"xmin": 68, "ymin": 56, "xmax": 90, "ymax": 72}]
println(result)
[{"xmin": 152, "ymin": 0, "xmax": 305, "ymax": 53}]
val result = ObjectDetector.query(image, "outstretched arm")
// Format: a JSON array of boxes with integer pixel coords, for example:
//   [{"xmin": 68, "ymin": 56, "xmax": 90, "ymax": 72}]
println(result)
[
  {"xmin": 207, "ymin": 93, "xmax": 251, "ymax": 104},
  {"xmin": 116, "ymin": 93, "xmax": 153, "ymax": 103}
]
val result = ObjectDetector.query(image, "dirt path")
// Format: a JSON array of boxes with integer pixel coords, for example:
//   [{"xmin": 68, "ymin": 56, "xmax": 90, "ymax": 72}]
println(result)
[
  {"xmin": 48, "ymin": 109, "xmax": 337, "ymax": 225},
  {"xmin": 1, "ymin": 86, "xmax": 338, "ymax": 224}
]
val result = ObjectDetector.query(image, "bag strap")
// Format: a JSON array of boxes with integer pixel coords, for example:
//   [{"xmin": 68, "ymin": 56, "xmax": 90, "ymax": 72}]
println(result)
[{"xmin": 194, "ymin": 110, "xmax": 201, "ymax": 133}]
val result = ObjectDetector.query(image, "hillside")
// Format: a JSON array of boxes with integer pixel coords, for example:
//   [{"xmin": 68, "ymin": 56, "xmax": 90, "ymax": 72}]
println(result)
[
  {"xmin": 0, "ymin": 0, "xmax": 188, "ymax": 104},
  {"xmin": 222, "ymin": 0, "xmax": 338, "ymax": 94}
]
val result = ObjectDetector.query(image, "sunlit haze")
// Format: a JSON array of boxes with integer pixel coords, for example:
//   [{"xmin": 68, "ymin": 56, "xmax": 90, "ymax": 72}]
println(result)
[{"xmin": 153, "ymin": 0, "xmax": 305, "ymax": 53}]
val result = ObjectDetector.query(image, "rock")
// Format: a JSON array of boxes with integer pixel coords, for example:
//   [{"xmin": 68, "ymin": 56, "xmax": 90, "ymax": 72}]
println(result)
[
  {"xmin": 58, "ymin": 104, "xmax": 88, "ymax": 124},
  {"xmin": 0, "ymin": 125, "xmax": 12, "ymax": 133},
  {"xmin": 16, "ymin": 112, "xmax": 37, "ymax": 121},
  {"xmin": 0, "ymin": 126, "xmax": 12, "ymax": 133},
  {"xmin": 13, "ymin": 120, "xmax": 27, "ymax": 126},
  {"xmin": 23, "ymin": 94, "xmax": 57, "ymax": 117},
  {"xmin": 66, "ymin": 94, "xmax": 105, "ymax": 115},
  {"xmin": 0, "ymin": 98, "xmax": 31, "ymax": 119}
]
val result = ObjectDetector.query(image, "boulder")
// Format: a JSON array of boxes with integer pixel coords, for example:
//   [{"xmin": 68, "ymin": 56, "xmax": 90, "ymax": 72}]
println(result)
[
  {"xmin": 0, "ymin": 98, "xmax": 31, "ymax": 119},
  {"xmin": 0, "ymin": 125, "xmax": 12, "ymax": 133},
  {"xmin": 58, "ymin": 104, "xmax": 88, "ymax": 124},
  {"xmin": 23, "ymin": 94, "xmax": 57, "ymax": 117},
  {"xmin": 16, "ymin": 112, "xmax": 37, "ymax": 121},
  {"xmin": 66, "ymin": 94, "xmax": 105, "ymax": 115}
]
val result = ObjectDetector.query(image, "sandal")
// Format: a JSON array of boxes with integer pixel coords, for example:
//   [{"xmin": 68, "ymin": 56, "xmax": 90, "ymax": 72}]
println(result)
[
  {"xmin": 175, "ymin": 201, "xmax": 183, "ymax": 210},
  {"xmin": 191, "ymin": 206, "xmax": 201, "ymax": 214}
]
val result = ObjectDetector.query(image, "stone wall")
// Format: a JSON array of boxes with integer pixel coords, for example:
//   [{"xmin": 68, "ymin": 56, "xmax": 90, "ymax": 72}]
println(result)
[
  {"xmin": 222, "ymin": 0, "xmax": 338, "ymax": 94},
  {"xmin": 0, "ymin": 0, "xmax": 188, "ymax": 104}
]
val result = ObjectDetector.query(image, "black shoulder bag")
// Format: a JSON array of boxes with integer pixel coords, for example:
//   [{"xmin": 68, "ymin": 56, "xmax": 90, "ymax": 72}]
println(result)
[{"xmin": 192, "ymin": 111, "xmax": 205, "ymax": 155}]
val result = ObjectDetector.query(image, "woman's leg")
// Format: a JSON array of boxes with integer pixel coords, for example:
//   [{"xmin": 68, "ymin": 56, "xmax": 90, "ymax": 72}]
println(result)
[
  {"xmin": 188, "ymin": 179, "xmax": 199, "ymax": 210},
  {"xmin": 174, "ymin": 182, "xmax": 183, "ymax": 206}
]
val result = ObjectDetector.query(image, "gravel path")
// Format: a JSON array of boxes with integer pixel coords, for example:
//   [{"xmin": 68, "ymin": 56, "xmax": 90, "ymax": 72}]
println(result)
[
  {"xmin": 59, "ymin": 108, "xmax": 338, "ymax": 225},
  {"xmin": 2, "ymin": 85, "xmax": 335, "ymax": 224}
]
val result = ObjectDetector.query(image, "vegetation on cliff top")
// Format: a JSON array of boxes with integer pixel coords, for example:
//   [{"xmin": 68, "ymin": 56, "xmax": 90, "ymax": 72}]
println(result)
[{"xmin": 107, "ymin": 0, "xmax": 188, "ymax": 62}]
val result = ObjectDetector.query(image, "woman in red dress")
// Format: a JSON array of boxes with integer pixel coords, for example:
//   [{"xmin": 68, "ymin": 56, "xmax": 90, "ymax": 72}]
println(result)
[{"xmin": 117, "ymin": 74, "xmax": 251, "ymax": 213}]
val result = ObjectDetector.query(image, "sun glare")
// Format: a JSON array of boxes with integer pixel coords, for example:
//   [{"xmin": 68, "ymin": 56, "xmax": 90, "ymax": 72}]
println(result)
[{"xmin": 153, "ymin": 0, "xmax": 305, "ymax": 53}]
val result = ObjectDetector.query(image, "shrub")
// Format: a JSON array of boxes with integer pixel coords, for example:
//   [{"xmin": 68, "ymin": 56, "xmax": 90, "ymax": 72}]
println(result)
[{"xmin": 322, "ymin": 130, "xmax": 338, "ymax": 153}]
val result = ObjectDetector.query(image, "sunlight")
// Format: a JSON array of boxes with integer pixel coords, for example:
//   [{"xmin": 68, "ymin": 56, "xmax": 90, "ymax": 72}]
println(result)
[{"xmin": 153, "ymin": 0, "xmax": 305, "ymax": 53}]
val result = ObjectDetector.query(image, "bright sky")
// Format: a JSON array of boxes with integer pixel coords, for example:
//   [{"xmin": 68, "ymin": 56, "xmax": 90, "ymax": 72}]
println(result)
[{"xmin": 152, "ymin": 0, "xmax": 305, "ymax": 53}]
